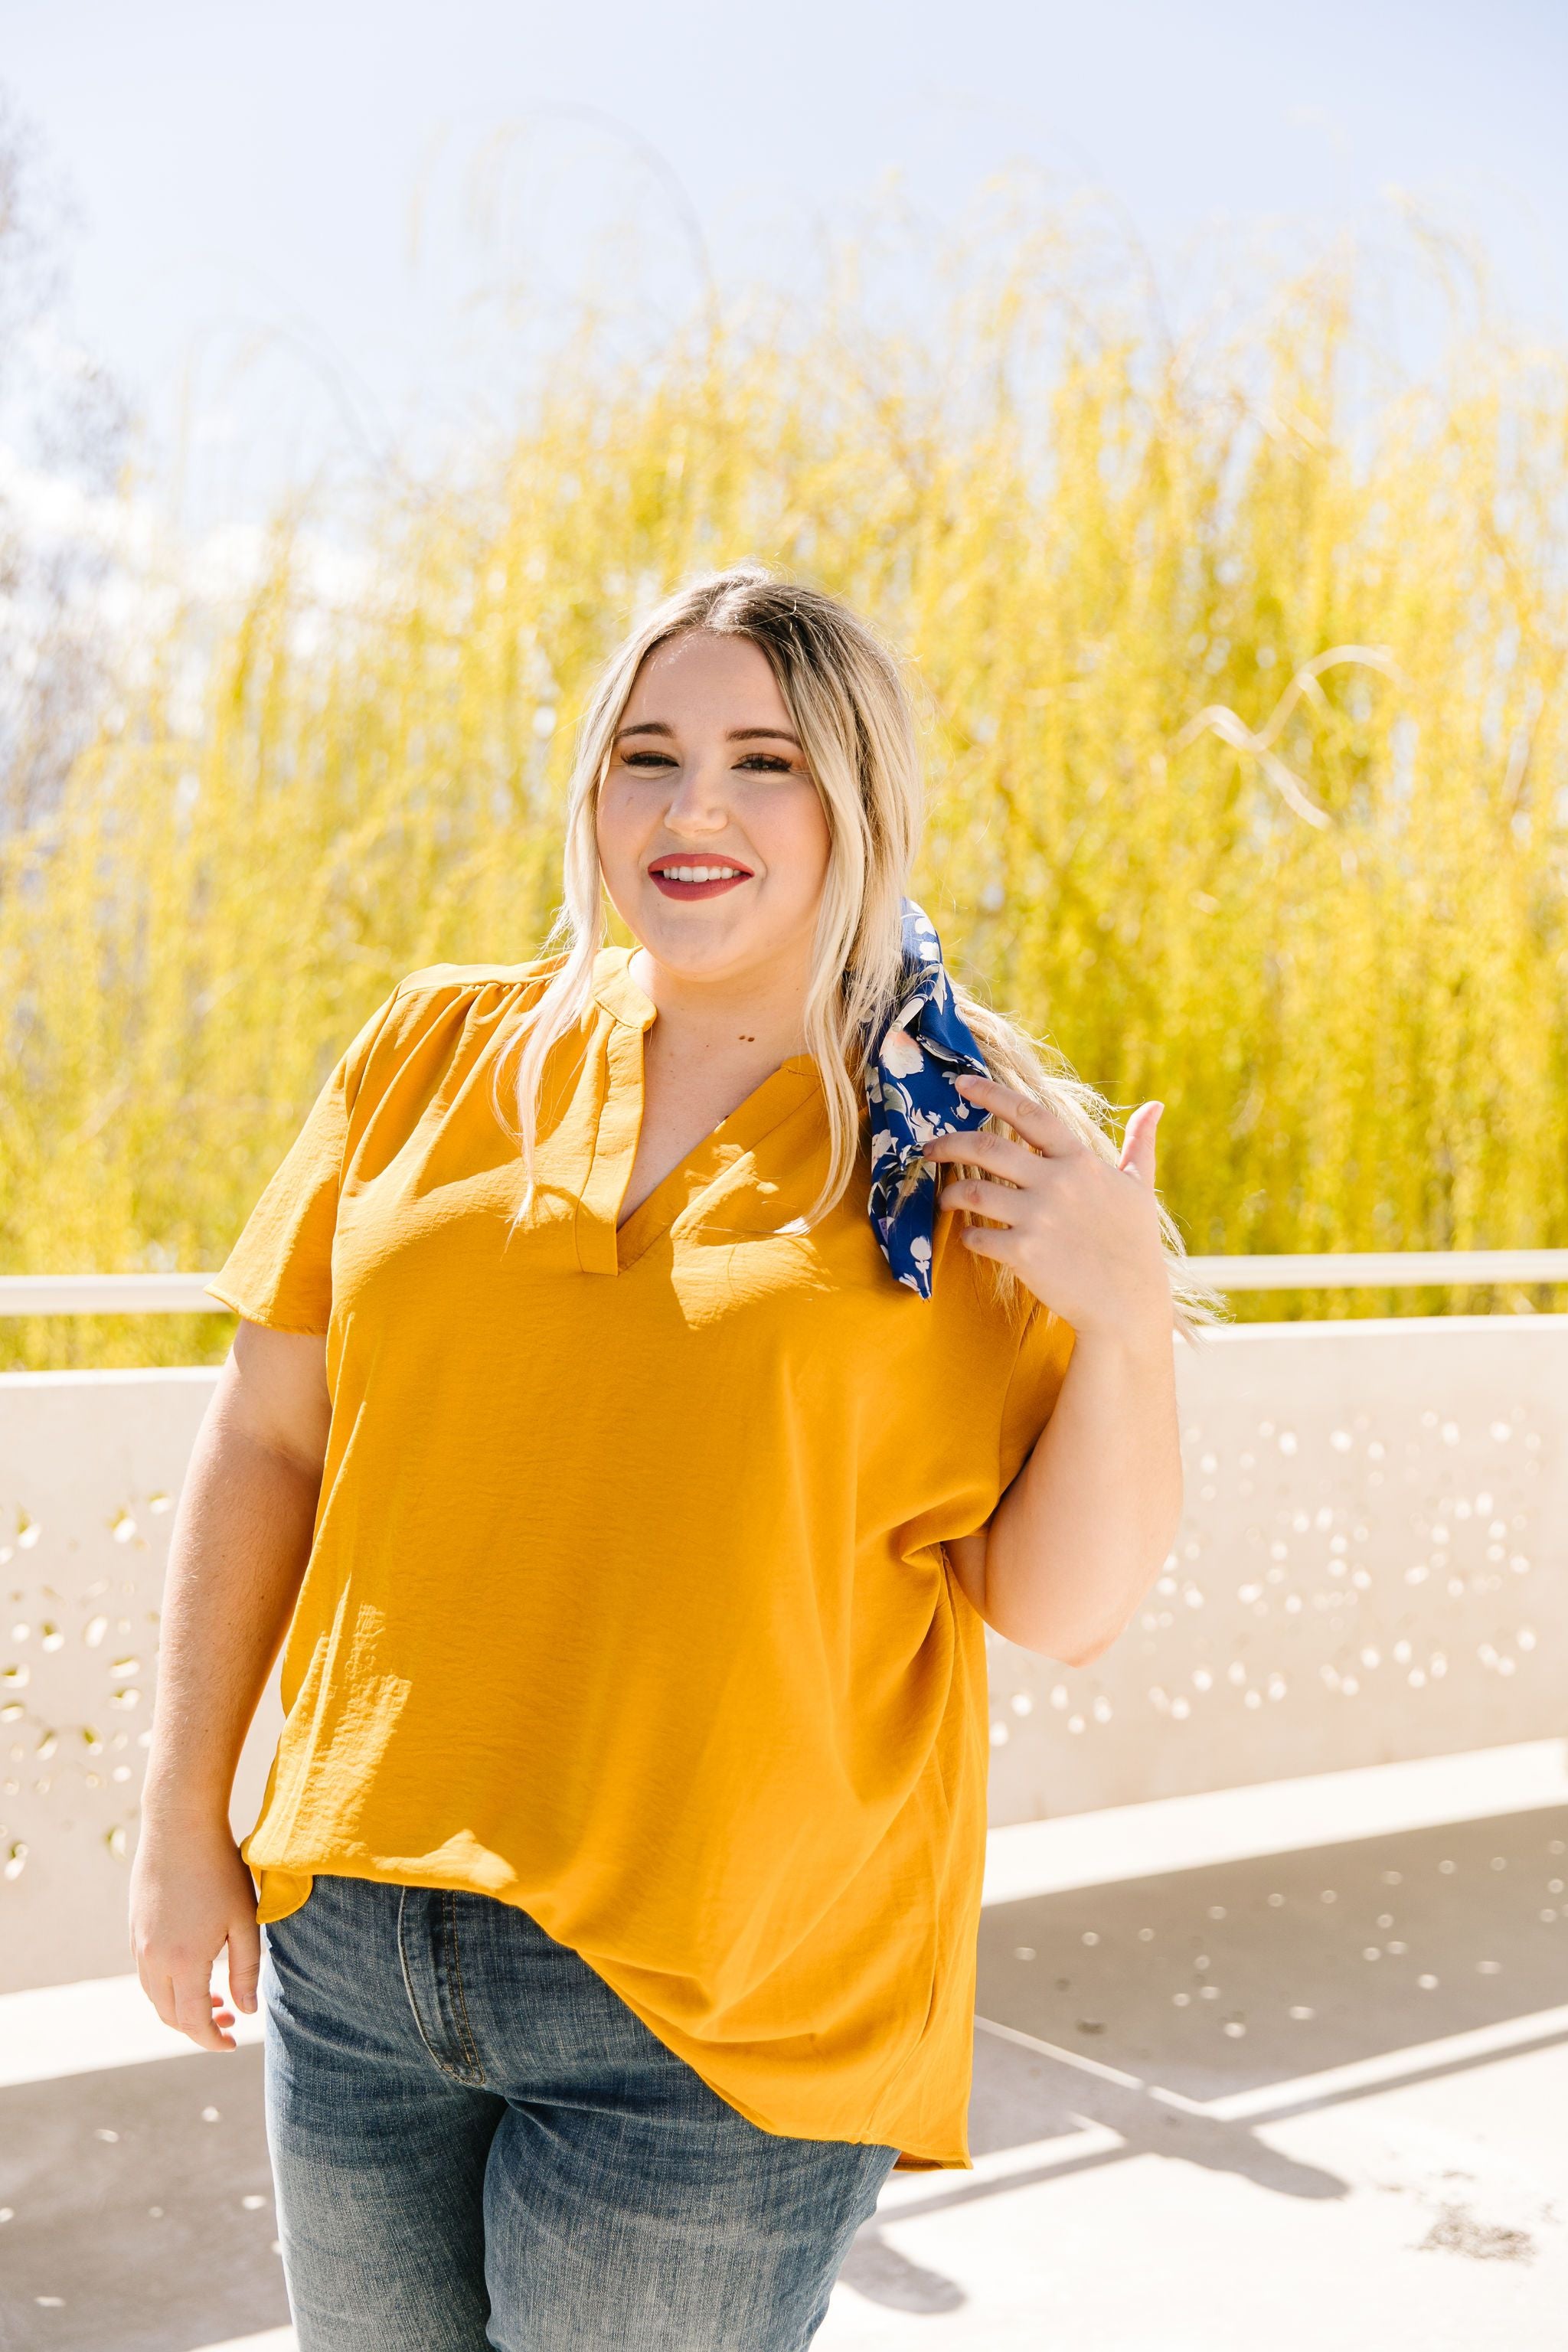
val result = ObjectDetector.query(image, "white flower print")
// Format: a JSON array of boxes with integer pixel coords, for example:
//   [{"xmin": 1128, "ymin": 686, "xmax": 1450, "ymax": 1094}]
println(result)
[{"xmin": 880, "ymin": 1026, "xmax": 925, "ymax": 1080}]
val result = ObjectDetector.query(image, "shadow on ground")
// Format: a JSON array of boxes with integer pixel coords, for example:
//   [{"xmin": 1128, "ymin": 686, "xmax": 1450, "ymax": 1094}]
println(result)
[
  {"xmin": 0, "ymin": 2044, "xmax": 287, "ymax": 2352},
  {"xmin": 975, "ymin": 1800, "xmax": 1568, "ymax": 2109}
]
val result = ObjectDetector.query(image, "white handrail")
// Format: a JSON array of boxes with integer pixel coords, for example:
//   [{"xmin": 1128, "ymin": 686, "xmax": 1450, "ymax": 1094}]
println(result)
[
  {"xmin": 1184, "ymin": 1249, "xmax": 1568, "ymax": 1291},
  {"xmin": 0, "ymin": 1275, "xmax": 224, "ymax": 1315},
  {"xmin": 0, "ymin": 1250, "xmax": 1566, "ymax": 1314}
]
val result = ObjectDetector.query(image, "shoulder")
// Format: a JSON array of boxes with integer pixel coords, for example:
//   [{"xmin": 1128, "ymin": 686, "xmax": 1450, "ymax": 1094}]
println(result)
[
  {"xmin": 377, "ymin": 955, "xmax": 566, "ymax": 1047},
  {"xmin": 343, "ymin": 955, "xmax": 566, "ymax": 1113},
  {"xmin": 390, "ymin": 954, "xmax": 564, "ymax": 1005}
]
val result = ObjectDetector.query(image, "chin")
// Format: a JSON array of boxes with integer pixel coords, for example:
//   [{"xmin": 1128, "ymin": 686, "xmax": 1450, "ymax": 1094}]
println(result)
[
  {"xmin": 645, "ymin": 929, "xmax": 753, "ymax": 980},
  {"xmin": 636, "ymin": 907, "xmax": 782, "ymax": 981}
]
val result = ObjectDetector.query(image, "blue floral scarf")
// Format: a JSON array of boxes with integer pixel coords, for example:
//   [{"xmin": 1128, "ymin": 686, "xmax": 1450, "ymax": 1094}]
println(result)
[{"xmin": 864, "ymin": 900, "xmax": 991, "ymax": 1297}]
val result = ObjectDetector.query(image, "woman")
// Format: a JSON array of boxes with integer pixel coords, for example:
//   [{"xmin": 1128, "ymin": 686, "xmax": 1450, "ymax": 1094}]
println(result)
[{"xmin": 131, "ymin": 566, "xmax": 1202, "ymax": 2351}]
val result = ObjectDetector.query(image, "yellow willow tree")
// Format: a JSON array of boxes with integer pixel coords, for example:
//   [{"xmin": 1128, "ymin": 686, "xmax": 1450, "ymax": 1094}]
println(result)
[{"xmin": 2, "ymin": 221, "xmax": 1566, "ymax": 1367}]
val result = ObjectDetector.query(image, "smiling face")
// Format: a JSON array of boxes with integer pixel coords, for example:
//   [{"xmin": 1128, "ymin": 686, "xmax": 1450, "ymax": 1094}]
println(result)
[{"xmin": 595, "ymin": 629, "xmax": 834, "ymax": 993}]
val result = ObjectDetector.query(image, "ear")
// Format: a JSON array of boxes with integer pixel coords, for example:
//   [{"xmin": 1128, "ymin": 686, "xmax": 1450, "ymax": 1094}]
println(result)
[{"xmin": 1118, "ymin": 1101, "xmax": 1163, "ymax": 1184}]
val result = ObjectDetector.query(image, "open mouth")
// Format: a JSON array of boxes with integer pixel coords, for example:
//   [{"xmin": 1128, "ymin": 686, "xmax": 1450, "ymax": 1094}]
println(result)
[{"xmin": 647, "ymin": 858, "xmax": 754, "ymax": 901}]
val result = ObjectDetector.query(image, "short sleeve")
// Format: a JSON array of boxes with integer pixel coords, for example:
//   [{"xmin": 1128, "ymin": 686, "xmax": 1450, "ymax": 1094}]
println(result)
[
  {"xmin": 998, "ymin": 1304, "xmax": 1076, "ymax": 1488},
  {"xmin": 204, "ymin": 991, "xmax": 402, "ymax": 1334}
]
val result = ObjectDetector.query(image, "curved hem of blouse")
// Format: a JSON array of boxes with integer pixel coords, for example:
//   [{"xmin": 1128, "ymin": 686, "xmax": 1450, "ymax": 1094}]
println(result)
[{"xmin": 247, "ymin": 1851, "xmax": 973, "ymax": 2172}]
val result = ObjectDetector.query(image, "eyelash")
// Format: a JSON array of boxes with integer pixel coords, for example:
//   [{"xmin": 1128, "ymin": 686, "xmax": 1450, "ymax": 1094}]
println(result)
[{"xmin": 620, "ymin": 751, "xmax": 795, "ymax": 775}]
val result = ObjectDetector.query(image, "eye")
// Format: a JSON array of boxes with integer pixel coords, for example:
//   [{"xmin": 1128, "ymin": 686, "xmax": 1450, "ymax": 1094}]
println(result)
[
  {"xmin": 733, "ymin": 752, "xmax": 795, "ymax": 773},
  {"xmin": 621, "ymin": 749, "xmax": 678, "ymax": 769}
]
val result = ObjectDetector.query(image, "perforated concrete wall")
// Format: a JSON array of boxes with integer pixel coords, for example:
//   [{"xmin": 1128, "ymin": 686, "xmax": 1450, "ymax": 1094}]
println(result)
[{"xmin": 987, "ymin": 1318, "xmax": 1568, "ymax": 1821}]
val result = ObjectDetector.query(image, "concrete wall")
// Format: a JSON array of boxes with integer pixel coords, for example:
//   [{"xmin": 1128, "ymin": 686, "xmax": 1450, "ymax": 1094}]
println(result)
[
  {"xmin": 2, "ymin": 1316, "xmax": 1565, "ymax": 1992},
  {"xmin": 0, "ymin": 1371, "xmax": 286, "ymax": 1994},
  {"xmin": 988, "ymin": 1317, "xmax": 1568, "ymax": 1820}
]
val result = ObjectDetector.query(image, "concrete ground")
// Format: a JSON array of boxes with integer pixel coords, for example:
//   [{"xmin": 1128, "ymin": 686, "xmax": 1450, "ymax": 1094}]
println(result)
[{"xmin": 3, "ymin": 1782, "xmax": 1566, "ymax": 2351}]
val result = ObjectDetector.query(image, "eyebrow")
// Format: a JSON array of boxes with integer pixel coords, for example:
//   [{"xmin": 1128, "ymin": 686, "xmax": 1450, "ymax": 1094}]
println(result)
[{"xmin": 615, "ymin": 720, "xmax": 802, "ymax": 747}]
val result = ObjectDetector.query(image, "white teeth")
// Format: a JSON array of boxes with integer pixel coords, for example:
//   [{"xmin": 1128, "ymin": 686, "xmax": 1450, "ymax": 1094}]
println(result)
[{"xmin": 661, "ymin": 865, "xmax": 742, "ymax": 883}]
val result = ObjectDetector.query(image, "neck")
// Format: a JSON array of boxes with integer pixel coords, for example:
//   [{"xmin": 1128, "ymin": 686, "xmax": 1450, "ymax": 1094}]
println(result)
[{"xmin": 629, "ymin": 946, "xmax": 811, "ymax": 1070}]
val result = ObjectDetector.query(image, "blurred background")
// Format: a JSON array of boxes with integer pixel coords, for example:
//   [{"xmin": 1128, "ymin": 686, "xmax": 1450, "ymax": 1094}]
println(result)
[{"xmin": 2, "ymin": 5, "xmax": 1566, "ymax": 2347}]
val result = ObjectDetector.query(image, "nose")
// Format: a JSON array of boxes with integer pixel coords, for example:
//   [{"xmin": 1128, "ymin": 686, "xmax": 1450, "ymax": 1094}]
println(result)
[{"xmin": 661, "ymin": 750, "xmax": 732, "ymax": 838}]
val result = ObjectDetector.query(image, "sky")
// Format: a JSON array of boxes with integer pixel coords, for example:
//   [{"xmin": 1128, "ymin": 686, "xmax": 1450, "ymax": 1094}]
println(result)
[{"xmin": 4, "ymin": 0, "xmax": 1567, "ymax": 531}]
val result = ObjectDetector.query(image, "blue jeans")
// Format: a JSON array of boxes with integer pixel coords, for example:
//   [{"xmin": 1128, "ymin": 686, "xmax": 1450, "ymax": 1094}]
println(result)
[{"xmin": 261, "ymin": 1874, "xmax": 898, "ymax": 2350}]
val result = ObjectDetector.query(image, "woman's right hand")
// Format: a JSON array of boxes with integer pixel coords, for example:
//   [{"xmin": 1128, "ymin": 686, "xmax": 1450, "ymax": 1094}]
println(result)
[
  {"xmin": 129, "ymin": 1811, "xmax": 263, "ymax": 2051},
  {"xmin": 126, "ymin": 1325, "xmax": 330, "ymax": 2050}
]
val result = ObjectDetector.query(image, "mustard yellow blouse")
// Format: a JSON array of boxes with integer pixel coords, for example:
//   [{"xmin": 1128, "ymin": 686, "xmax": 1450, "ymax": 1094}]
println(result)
[{"xmin": 208, "ymin": 950, "xmax": 1074, "ymax": 2169}]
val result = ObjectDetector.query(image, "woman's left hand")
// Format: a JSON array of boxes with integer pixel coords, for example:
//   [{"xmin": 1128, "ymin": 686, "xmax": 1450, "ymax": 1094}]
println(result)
[{"xmin": 925, "ymin": 1076, "xmax": 1171, "ymax": 1342}]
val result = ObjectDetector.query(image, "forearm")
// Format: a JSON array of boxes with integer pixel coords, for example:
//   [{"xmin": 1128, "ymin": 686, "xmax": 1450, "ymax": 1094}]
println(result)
[
  {"xmin": 980, "ymin": 1321, "xmax": 1183, "ymax": 1661},
  {"xmin": 142, "ymin": 1389, "xmax": 319, "ymax": 1826}
]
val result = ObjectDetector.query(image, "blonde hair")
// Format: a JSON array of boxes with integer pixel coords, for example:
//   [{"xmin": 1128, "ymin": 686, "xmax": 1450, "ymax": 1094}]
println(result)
[{"xmin": 495, "ymin": 563, "xmax": 1220, "ymax": 1338}]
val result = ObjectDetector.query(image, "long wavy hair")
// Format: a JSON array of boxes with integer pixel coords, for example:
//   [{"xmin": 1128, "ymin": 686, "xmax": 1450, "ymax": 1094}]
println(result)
[{"xmin": 493, "ymin": 563, "xmax": 1218, "ymax": 1335}]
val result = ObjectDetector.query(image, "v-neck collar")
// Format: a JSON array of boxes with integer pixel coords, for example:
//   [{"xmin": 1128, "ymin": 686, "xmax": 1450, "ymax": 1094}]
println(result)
[{"xmin": 577, "ymin": 948, "xmax": 820, "ymax": 1275}]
